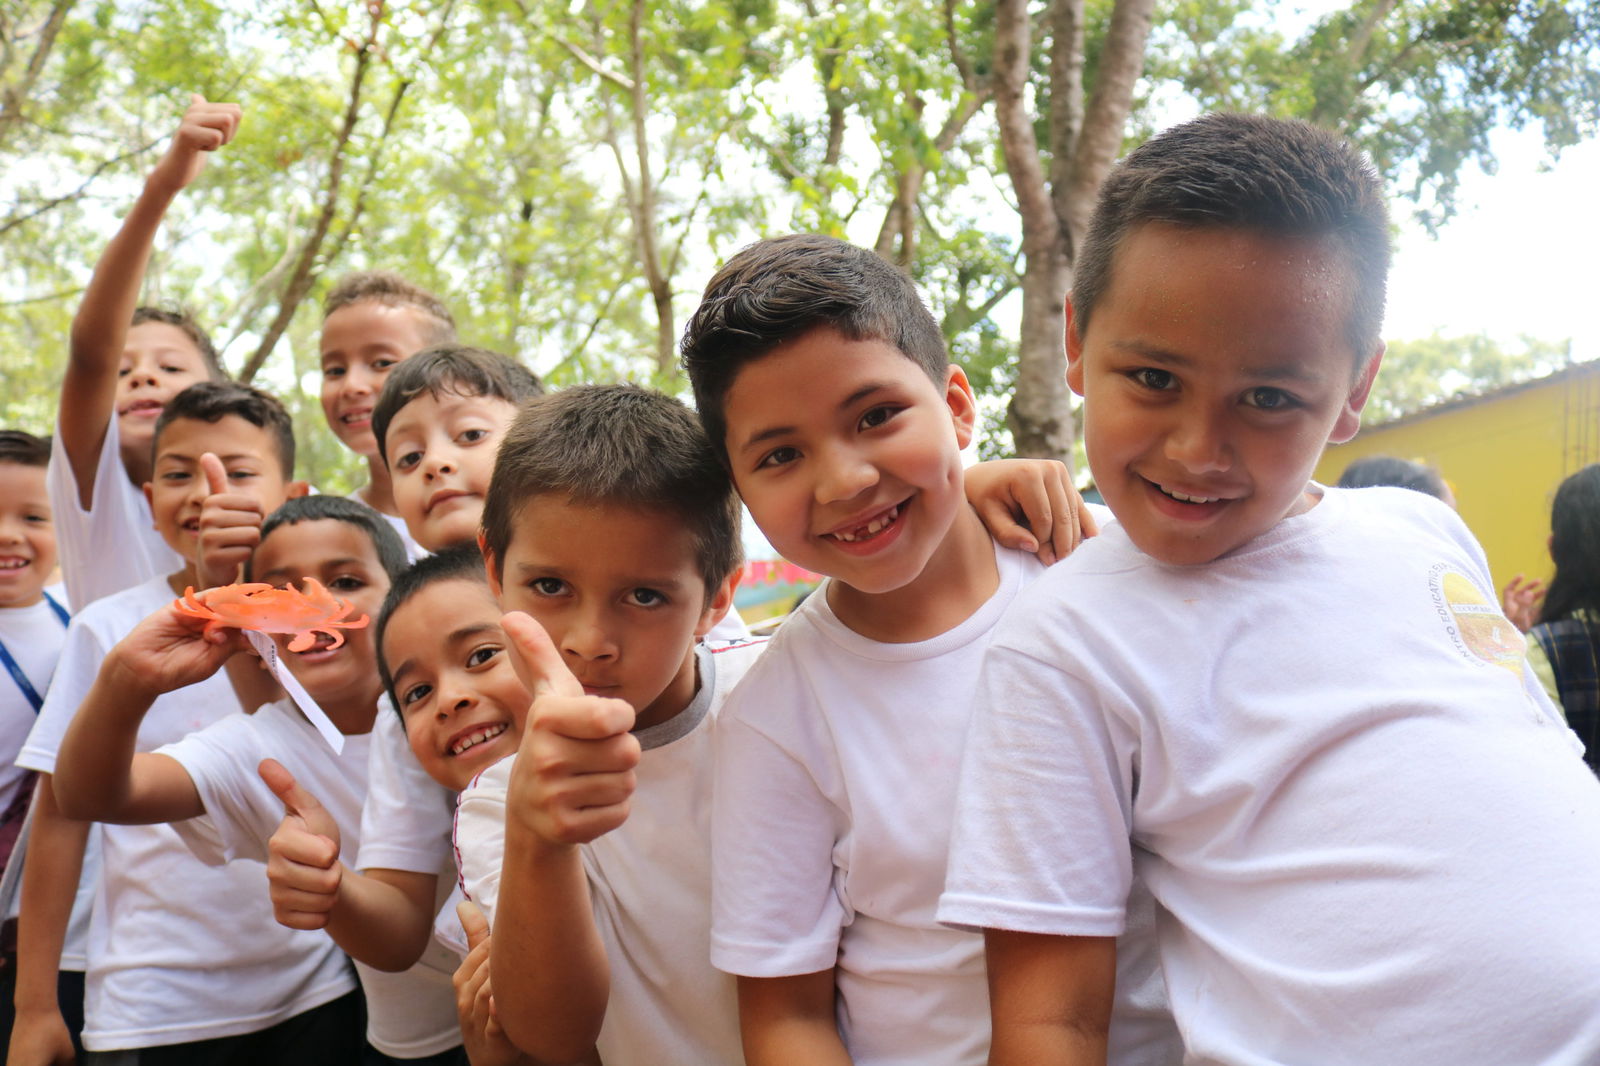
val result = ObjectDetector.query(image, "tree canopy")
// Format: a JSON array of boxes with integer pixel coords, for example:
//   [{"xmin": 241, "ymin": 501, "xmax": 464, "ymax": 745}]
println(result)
[{"xmin": 2, "ymin": 0, "xmax": 1596, "ymax": 489}]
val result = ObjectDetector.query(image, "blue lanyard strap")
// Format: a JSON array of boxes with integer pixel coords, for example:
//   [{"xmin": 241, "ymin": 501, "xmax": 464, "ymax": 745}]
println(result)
[{"xmin": 0, "ymin": 593, "xmax": 69, "ymax": 714}]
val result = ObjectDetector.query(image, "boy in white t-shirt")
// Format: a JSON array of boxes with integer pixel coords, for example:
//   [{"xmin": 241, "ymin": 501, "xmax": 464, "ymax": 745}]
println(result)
[
  {"xmin": 449, "ymin": 384, "xmax": 764, "ymax": 1066},
  {"xmin": 938, "ymin": 114, "xmax": 1600, "ymax": 1065},
  {"xmin": 0, "ymin": 431, "xmax": 74, "ymax": 1054},
  {"xmin": 678, "ymin": 236, "xmax": 1175, "ymax": 1066},
  {"xmin": 52, "ymin": 494, "xmax": 467, "ymax": 1064},
  {"xmin": 49, "ymin": 95, "xmax": 237, "ymax": 612},
  {"xmin": 10, "ymin": 383, "xmax": 376, "ymax": 1064}
]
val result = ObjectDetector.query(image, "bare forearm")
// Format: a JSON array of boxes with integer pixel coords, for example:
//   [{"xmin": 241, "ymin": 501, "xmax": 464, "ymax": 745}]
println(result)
[
  {"xmin": 53, "ymin": 658, "xmax": 155, "ymax": 822},
  {"xmin": 68, "ymin": 181, "xmax": 179, "ymax": 371},
  {"xmin": 491, "ymin": 828, "xmax": 609, "ymax": 1061},
  {"xmin": 325, "ymin": 869, "xmax": 434, "ymax": 972},
  {"xmin": 738, "ymin": 972, "xmax": 853, "ymax": 1066},
  {"xmin": 989, "ymin": 1022, "xmax": 1106, "ymax": 1066},
  {"xmin": 13, "ymin": 778, "xmax": 88, "ymax": 1012}
]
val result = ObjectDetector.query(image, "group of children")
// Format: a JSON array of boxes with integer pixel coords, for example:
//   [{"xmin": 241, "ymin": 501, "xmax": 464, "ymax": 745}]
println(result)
[{"xmin": 1, "ymin": 95, "xmax": 1597, "ymax": 1066}]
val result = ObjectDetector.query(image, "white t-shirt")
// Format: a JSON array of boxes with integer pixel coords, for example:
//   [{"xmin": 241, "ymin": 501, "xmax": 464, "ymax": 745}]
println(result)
[
  {"xmin": 347, "ymin": 489, "xmax": 426, "ymax": 563},
  {"xmin": 455, "ymin": 637, "xmax": 767, "ymax": 1066},
  {"xmin": 710, "ymin": 543, "xmax": 1168, "ymax": 1066},
  {"xmin": 940, "ymin": 486, "xmax": 1600, "ymax": 1065},
  {"xmin": 47, "ymin": 420, "xmax": 182, "ymax": 612},
  {"xmin": 17, "ymin": 575, "xmax": 353, "ymax": 1050},
  {"xmin": 0, "ymin": 587, "xmax": 69, "ymax": 816},
  {"xmin": 159, "ymin": 700, "xmax": 461, "ymax": 1059}
]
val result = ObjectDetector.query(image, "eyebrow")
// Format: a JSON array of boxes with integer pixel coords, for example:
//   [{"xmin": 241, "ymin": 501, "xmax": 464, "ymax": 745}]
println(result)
[
  {"xmin": 1109, "ymin": 340, "xmax": 1321, "ymax": 383},
  {"xmin": 512, "ymin": 560, "xmax": 688, "ymax": 592},
  {"xmin": 155, "ymin": 451, "xmax": 263, "ymax": 466},
  {"xmin": 736, "ymin": 381, "xmax": 895, "ymax": 453}
]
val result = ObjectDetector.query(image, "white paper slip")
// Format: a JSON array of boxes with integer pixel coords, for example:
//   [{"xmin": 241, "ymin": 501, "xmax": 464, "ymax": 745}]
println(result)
[{"xmin": 244, "ymin": 629, "xmax": 346, "ymax": 754}]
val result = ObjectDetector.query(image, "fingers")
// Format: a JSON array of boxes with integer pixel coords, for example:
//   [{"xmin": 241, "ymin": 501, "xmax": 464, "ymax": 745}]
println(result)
[
  {"xmin": 458, "ymin": 900, "xmax": 490, "ymax": 952},
  {"xmin": 260, "ymin": 758, "xmax": 342, "ymax": 844},
  {"xmin": 502, "ymin": 611, "xmax": 585, "ymax": 699},
  {"xmin": 530, "ymin": 693, "xmax": 636, "ymax": 742},
  {"xmin": 512, "ymin": 725, "xmax": 639, "ymax": 845},
  {"xmin": 201, "ymin": 452, "xmax": 228, "ymax": 496},
  {"xmin": 179, "ymin": 96, "xmax": 242, "ymax": 148}
]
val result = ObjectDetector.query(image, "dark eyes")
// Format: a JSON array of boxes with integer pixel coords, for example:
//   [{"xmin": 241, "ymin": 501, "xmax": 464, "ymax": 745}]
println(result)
[
  {"xmin": 328, "ymin": 575, "xmax": 365, "ymax": 592},
  {"xmin": 859, "ymin": 405, "xmax": 900, "ymax": 430},
  {"xmin": 627, "ymin": 588, "xmax": 666, "ymax": 607},
  {"xmin": 402, "ymin": 682, "xmax": 432, "ymax": 707},
  {"xmin": 1131, "ymin": 368, "xmax": 1176, "ymax": 391},
  {"xmin": 458, "ymin": 428, "xmax": 488, "ymax": 444},
  {"xmin": 466, "ymin": 645, "xmax": 502, "ymax": 668},
  {"xmin": 395, "ymin": 450, "xmax": 423, "ymax": 471},
  {"xmin": 530, "ymin": 577, "xmax": 566, "ymax": 596},
  {"xmin": 1243, "ymin": 387, "xmax": 1295, "ymax": 410}
]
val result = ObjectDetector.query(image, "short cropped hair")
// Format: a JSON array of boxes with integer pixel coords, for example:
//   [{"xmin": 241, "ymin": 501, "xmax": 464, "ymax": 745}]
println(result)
[
  {"xmin": 152, "ymin": 381, "xmax": 296, "ymax": 477},
  {"xmin": 481, "ymin": 385, "xmax": 742, "ymax": 597},
  {"xmin": 680, "ymin": 234, "xmax": 947, "ymax": 458},
  {"xmin": 247, "ymin": 495, "xmax": 409, "ymax": 583},
  {"xmin": 1336, "ymin": 455, "xmax": 1450, "ymax": 502},
  {"xmin": 374, "ymin": 543, "xmax": 490, "ymax": 716},
  {"xmin": 1073, "ymin": 112, "xmax": 1391, "ymax": 365},
  {"xmin": 0, "ymin": 429, "xmax": 50, "ymax": 468},
  {"xmin": 370, "ymin": 345, "xmax": 544, "ymax": 464},
  {"xmin": 132, "ymin": 307, "xmax": 227, "ymax": 380},
  {"xmin": 323, "ymin": 270, "xmax": 457, "ymax": 346}
]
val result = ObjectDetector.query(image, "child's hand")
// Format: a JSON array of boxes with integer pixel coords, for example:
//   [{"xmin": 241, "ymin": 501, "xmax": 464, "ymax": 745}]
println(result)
[
  {"xmin": 965, "ymin": 458, "xmax": 1098, "ymax": 566},
  {"xmin": 501, "ymin": 612, "xmax": 641, "ymax": 847},
  {"xmin": 260, "ymin": 758, "xmax": 344, "ymax": 931},
  {"xmin": 106, "ymin": 600, "xmax": 239, "ymax": 700},
  {"xmin": 453, "ymin": 901, "xmax": 527, "ymax": 1066},
  {"xmin": 1500, "ymin": 574, "xmax": 1545, "ymax": 633},
  {"xmin": 5, "ymin": 1007, "xmax": 78, "ymax": 1066},
  {"xmin": 195, "ymin": 452, "xmax": 264, "ymax": 589},
  {"xmin": 148, "ymin": 94, "xmax": 241, "ymax": 195}
]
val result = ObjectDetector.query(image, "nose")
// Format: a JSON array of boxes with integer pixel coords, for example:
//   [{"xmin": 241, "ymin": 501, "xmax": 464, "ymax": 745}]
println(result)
[
  {"xmin": 813, "ymin": 442, "xmax": 878, "ymax": 505},
  {"xmin": 1165, "ymin": 408, "xmax": 1232, "ymax": 474},
  {"xmin": 435, "ymin": 673, "xmax": 478, "ymax": 722},
  {"xmin": 342, "ymin": 366, "xmax": 373, "ymax": 398},
  {"xmin": 422, "ymin": 451, "xmax": 456, "ymax": 481},
  {"xmin": 560, "ymin": 608, "xmax": 618, "ymax": 665},
  {"xmin": 126, "ymin": 364, "xmax": 158, "ymax": 389}
]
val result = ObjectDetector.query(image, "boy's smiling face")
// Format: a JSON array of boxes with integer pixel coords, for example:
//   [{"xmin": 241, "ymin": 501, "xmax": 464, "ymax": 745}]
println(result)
[
  {"xmin": 1068, "ymin": 222, "xmax": 1381, "ymax": 567},
  {"xmin": 721, "ymin": 326, "xmax": 975, "ymax": 595},
  {"xmin": 116, "ymin": 322, "xmax": 213, "ymax": 459},
  {"xmin": 384, "ymin": 390, "xmax": 518, "ymax": 551},
  {"xmin": 250, "ymin": 518, "xmax": 390, "ymax": 721},
  {"xmin": 0, "ymin": 462, "xmax": 55, "ymax": 609},
  {"xmin": 320, "ymin": 301, "xmax": 433, "ymax": 458},
  {"xmin": 384, "ymin": 577, "xmax": 523, "ymax": 791},
  {"xmin": 144, "ymin": 415, "xmax": 301, "ymax": 563},
  {"xmin": 486, "ymin": 496, "xmax": 734, "ymax": 733}
]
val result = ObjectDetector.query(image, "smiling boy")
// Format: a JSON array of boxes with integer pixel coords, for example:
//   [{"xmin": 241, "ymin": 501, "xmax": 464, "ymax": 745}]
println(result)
[
  {"xmin": 679, "ymin": 235, "xmax": 1175, "ymax": 1066},
  {"xmin": 938, "ymin": 113, "xmax": 1600, "ymax": 1065}
]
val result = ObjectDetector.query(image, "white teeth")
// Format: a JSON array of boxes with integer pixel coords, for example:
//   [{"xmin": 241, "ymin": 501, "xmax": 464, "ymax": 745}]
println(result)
[
  {"xmin": 1164, "ymin": 488, "xmax": 1221, "ymax": 504},
  {"xmin": 449, "ymin": 723, "xmax": 508, "ymax": 757},
  {"xmin": 832, "ymin": 505, "xmax": 900, "ymax": 543},
  {"xmin": 0, "ymin": 559, "xmax": 26, "ymax": 570}
]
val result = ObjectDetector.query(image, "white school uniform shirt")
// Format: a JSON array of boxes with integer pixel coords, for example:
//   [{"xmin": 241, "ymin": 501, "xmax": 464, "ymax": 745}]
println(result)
[
  {"xmin": 48, "ymin": 420, "xmax": 182, "ymax": 612},
  {"xmin": 455, "ymin": 637, "xmax": 768, "ymax": 1066},
  {"xmin": 710, "ymin": 542, "xmax": 1175, "ymax": 1066},
  {"xmin": 159, "ymin": 699, "xmax": 461, "ymax": 1059},
  {"xmin": 17, "ymin": 575, "xmax": 353, "ymax": 1051},
  {"xmin": 0, "ymin": 585, "xmax": 68, "ymax": 816},
  {"xmin": 940, "ymin": 486, "xmax": 1600, "ymax": 1066}
]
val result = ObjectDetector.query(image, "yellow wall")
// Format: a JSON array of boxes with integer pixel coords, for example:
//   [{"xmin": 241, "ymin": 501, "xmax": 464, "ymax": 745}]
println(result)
[{"xmin": 1315, "ymin": 362, "xmax": 1600, "ymax": 591}]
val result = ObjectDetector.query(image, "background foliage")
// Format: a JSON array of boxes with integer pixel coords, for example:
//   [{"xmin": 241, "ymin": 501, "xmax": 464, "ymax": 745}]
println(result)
[{"xmin": 2, "ymin": 0, "xmax": 1597, "ymax": 489}]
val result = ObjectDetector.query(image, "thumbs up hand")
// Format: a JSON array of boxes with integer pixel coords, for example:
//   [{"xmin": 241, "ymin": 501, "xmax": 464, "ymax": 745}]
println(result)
[
  {"xmin": 149, "ymin": 93, "xmax": 242, "ymax": 196},
  {"xmin": 196, "ymin": 451, "xmax": 266, "ymax": 589},
  {"xmin": 261, "ymin": 757, "xmax": 345, "ymax": 930},
  {"xmin": 500, "ymin": 612, "xmax": 641, "ymax": 847}
]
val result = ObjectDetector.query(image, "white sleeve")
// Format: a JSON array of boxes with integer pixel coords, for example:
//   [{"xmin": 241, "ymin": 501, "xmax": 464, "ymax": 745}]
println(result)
[
  {"xmin": 357, "ymin": 706, "xmax": 455, "ymax": 874},
  {"xmin": 452, "ymin": 757, "xmax": 511, "ymax": 925},
  {"xmin": 158, "ymin": 719, "xmax": 271, "ymax": 867},
  {"xmin": 938, "ymin": 641, "xmax": 1137, "ymax": 937},
  {"xmin": 709, "ymin": 708, "xmax": 850, "ymax": 978}
]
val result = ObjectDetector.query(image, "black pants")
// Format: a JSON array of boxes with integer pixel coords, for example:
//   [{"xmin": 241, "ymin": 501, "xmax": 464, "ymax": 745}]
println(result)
[{"xmin": 81, "ymin": 989, "xmax": 364, "ymax": 1066}]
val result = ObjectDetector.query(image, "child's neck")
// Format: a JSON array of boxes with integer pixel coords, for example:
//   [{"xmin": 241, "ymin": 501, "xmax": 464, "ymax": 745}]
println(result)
[
  {"xmin": 121, "ymin": 442, "xmax": 154, "ymax": 489},
  {"xmin": 826, "ymin": 502, "xmax": 999, "ymax": 643},
  {"xmin": 303, "ymin": 688, "xmax": 381, "ymax": 736},
  {"xmin": 164, "ymin": 563, "xmax": 200, "ymax": 595},
  {"xmin": 356, "ymin": 456, "xmax": 398, "ymax": 517}
]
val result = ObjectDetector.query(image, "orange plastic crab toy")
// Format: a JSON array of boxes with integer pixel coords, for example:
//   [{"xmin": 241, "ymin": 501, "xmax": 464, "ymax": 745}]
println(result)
[{"xmin": 173, "ymin": 578, "xmax": 370, "ymax": 652}]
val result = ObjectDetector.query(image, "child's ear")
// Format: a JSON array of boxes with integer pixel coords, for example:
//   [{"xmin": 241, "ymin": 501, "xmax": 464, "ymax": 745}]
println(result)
[
  {"xmin": 694, "ymin": 568, "xmax": 742, "ymax": 639},
  {"xmin": 478, "ymin": 532, "xmax": 504, "ymax": 601},
  {"xmin": 1330, "ymin": 344, "xmax": 1384, "ymax": 445},
  {"xmin": 1065, "ymin": 296, "xmax": 1086, "ymax": 397},
  {"xmin": 285, "ymin": 480, "xmax": 310, "ymax": 500},
  {"xmin": 143, "ymin": 482, "xmax": 155, "ymax": 515},
  {"xmin": 944, "ymin": 365, "xmax": 979, "ymax": 451}
]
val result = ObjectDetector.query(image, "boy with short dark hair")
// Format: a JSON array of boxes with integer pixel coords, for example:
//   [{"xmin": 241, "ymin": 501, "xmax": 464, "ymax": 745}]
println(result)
[
  {"xmin": 319, "ymin": 270, "xmax": 458, "ymax": 547},
  {"xmin": 11, "ymin": 382, "xmax": 361, "ymax": 1062},
  {"xmin": 679, "ymin": 235, "xmax": 1174, "ymax": 1065},
  {"xmin": 938, "ymin": 113, "xmax": 1600, "ymax": 1065},
  {"xmin": 371, "ymin": 344, "xmax": 544, "ymax": 553},
  {"xmin": 453, "ymin": 384, "xmax": 760, "ymax": 1065},
  {"xmin": 50, "ymin": 95, "xmax": 236, "ymax": 611}
]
